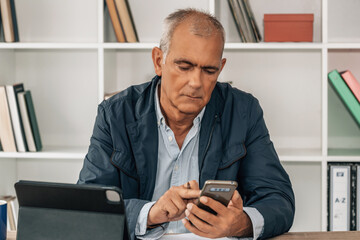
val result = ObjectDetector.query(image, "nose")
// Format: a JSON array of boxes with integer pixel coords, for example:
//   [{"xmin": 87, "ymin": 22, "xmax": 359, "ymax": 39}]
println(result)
[{"xmin": 188, "ymin": 68, "xmax": 202, "ymax": 89}]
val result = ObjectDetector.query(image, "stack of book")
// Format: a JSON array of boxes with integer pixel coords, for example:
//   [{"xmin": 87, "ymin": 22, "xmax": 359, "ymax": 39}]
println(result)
[
  {"xmin": 105, "ymin": 0, "xmax": 138, "ymax": 43},
  {"xmin": 328, "ymin": 69, "xmax": 360, "ymax": 128},
  {"xmin": 227, "ymin": 0, "xmax": 261, "ymax": 43},
  {"xmin": 0, "ymin": 83, "xmax": 42, "ymax": 152},
  {"xmin": 0, "ymin": 195, "xmax": 17, "ymax": 231},
  {"xmin": 328, "ymin": 163, "xmax": 360, "ymax": 231},
  {"xmin": 0, "ymin": 0, "xmax": 19, "ymax": 42}
]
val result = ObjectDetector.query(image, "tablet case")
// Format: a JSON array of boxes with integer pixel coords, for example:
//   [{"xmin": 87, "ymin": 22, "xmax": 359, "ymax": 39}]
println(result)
[{"xmin": 15, "ymin": 181, "xmax": 129, "ymax": 240}]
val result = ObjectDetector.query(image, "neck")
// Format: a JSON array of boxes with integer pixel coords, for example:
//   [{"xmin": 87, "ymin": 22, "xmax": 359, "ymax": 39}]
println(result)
[{"xmin": 158, "ymin": 85, "xmax": 200, "ymax": 148}]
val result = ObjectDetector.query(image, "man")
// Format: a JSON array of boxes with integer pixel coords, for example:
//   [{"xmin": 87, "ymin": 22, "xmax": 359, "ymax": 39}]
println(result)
[{"xmin": 78, "ymin": 8, "xmax": 295, "ymax": 240}]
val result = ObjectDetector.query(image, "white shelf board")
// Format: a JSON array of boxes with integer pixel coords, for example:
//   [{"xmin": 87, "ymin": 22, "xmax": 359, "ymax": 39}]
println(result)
[
  {"xmin": 0, "ymin": 42, "xmax": 328, "ymax": 50},
  {"xmin": 103, "ymin": 42, "xmax": 158, "ymax": 49},
  {"xmin": 327, "ymin": 156, "xmax": 360, "ymax": 162},
  {"xmin": 277, "ymin": 148, "xmax": 323, "ymax": 162},
  {"xmin": 0, "ymin": 146, "xmax": 87, "ymax": 159},
  {"xmin": 0, "ymin": 43, "xmax": 99, "ymax": 49},
  {"xmin": 327, "ymin": 43, "xmax": 360, "ymax": 49},
  {"xmin": 103, "ymin": 42, "xmax": 324, "ymax": 50},
  {"xmin": 225, "ymin": 42, "xmax": 323, "ymax": 50}
]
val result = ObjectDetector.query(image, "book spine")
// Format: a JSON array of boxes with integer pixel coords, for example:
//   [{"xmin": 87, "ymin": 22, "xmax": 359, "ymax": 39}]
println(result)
[
  {"xmin": 114, "ymin": 0, "xmax": 138, "ymax": 42},
  {"xmin": 243, "ymin": 0, "xmax": 262, "ymax": 42},
  {"xmin": 239, "ymin": 0, "xmax": 255, "ymax": 42},
  {"xmin": 24, "ymin": 91, "xmax": 42, "ymax": 151},
  {"xmin": 227, "ymin": 0, "xmax": 245, "ymax": 42},
  {"xmin": 13, "ymin": 84, "xmax": 28, "ymax": 151},
  {"xmin": 0, "ymin": 86, "xmax": 17, "ymax": 152},
  {"xmin": 6, "ymin": 85, "xmax": 26, "ymax": 152},
  {"xmin": 9, "ymin": 0, "xmax": 18, "ymax": 42},
  {"xmin": 341, "ymin": 70, "xmax": 360, "ymax": 103},
  {"xmin": 0, "ymin": 0, "xmax": 15, "ymax": 42},
  {"xmin": 105, "ymin": 0, "xmax": 126, "ymax": 42},
  {"xmin": 328, "ymin": 70, "xmax": 360, "ymax": 127},
  {"xmin": 18, "ymin": 92, "xmax": 36, "ymax": 152}
]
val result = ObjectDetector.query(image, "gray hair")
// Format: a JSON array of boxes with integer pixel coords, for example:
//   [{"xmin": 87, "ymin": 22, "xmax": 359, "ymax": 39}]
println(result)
[{"xmin": 159, "ymin": 8, "xmax": 225, "ymax": 61}]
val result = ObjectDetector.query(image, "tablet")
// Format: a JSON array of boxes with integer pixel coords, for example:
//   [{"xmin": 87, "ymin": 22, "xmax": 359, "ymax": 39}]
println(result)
[{"xmin": 15, "ymin": 180, "xmax": 129, "ymax": 240}]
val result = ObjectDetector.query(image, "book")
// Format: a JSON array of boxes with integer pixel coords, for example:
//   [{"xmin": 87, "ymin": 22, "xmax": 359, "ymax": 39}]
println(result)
[
  {"xmin": 243, "ymin": 0, "xmax": 261, "ymax": 42},
  {"xmin": 0, "ymin": 7, "xmax": 4, "ymax": 42},
  {"xmin": 18, "ymin": 92, "xmax": 36, "ymax": 152},
  {"xmin": 6, "ymin": 84, "xmax": 27, "ymax": 152},
  {"xmin": 328, "ymin": 165, "xmax": 351, "ymax": 231},
  {"xmin": 328, "ymin": 70, "xmax": 360, "ymax": 127},
  {"xmin": 114, "ymin": 0, "xmax": 138, "ymax": 42},
  {"xmin": 238, "ymin": 0, "xmax": 255, "ymax": 43},
  {"xmin": 341, "ymin": 70, "xmax": 360, "ymax": 103},
  {"xmin": 0, "ymin": 86, "xmax": 17, "ymax": 152},
  {"xmin": 9, "ymin": 0, "xmax": 18, "ymax": 42},
  {"xmin": 0, "ymin": 0, "xmax": 15, "ymax": 42},
  {"xmin": 227, "ymin": 0, "xmax": 245, "ymax": 42},
  {"xmin": 24, "ymin": 91, "xmax": 42, "ymax": 151},
  {"xmin": 105, "ymin": 0, "xmax": 125, "ymax": 42}
]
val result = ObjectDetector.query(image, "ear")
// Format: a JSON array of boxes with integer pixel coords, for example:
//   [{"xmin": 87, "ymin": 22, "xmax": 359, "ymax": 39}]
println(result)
[
  {"xmin": 219, "ymin": 58, "xmax": 227, "ymax": 72},
  {"xmin": 152, "ymin": 47, "xmax": 164, "ymax": 76}
]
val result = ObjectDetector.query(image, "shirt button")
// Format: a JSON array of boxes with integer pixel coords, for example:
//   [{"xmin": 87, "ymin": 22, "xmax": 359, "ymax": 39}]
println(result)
[
  {"xmin": 174, "ymin": 165, "xmax": 178, "ymax": 171},
  {"xmin": 168, "ymin": 136, "xmax": 173, "ymax": 142}
]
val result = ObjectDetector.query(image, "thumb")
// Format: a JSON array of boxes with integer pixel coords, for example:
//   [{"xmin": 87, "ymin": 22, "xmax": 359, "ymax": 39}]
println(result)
[{"xmin": 228, "ymin": 190, "xmax": 243, "ymax": 210}]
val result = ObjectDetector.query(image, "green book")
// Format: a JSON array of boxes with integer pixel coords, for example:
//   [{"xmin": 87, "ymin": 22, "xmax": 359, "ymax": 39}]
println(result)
[
  {"xmin": 328, "ymin": 69, "xmax": 360, "ymax": 127},
  {"xmin": 24, "ymin": 91, "xmax": 42, "ymax": 151}
]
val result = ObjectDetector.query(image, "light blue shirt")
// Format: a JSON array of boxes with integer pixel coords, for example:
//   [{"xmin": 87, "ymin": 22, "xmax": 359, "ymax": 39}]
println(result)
[{"xmin": 135, "ymin": 82, "xmax": 264, "ymax": 239}]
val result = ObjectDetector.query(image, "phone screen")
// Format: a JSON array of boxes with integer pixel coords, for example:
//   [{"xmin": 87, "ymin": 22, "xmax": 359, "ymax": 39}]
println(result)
[{"xmin": 196, "ymin": 180, "xmax": 238, "ymax": 215}]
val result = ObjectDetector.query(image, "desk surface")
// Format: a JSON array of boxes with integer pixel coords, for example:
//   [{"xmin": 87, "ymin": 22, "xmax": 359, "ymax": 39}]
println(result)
[
  {"xmin": 7, "ymin": 231, "xmax": 360, "ymax": 239},
  {"xmin": 270, "ymin": 231, "xmax": 360, "ymax": 239}
]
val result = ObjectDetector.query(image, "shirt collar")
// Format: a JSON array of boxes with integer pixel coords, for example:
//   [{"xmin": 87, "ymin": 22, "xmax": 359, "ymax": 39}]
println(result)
[{"xmin": 154, "ymin": 81, "xmax": 205, "ymax": 128}]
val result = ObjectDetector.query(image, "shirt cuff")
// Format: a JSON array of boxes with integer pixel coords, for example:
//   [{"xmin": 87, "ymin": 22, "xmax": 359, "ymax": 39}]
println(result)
[
  {"xmin": 242, "ymin": 206, "xmax": 264, "ymax": 240},
  {"xmin": 135, "ymin": 201, "xmax": 169, "ymax": 239}
]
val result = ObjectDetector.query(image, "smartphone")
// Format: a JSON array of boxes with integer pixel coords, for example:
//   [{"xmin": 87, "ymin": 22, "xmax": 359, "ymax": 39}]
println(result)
[{"xmin": 196, "ymin": 180, "xmax": 238, "ymax": 215}]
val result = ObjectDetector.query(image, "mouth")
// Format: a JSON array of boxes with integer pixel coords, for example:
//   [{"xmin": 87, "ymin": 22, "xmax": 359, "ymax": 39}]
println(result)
[{"xmin": 184, "ymin": 95, "xmax": 202, "ymax": 100}]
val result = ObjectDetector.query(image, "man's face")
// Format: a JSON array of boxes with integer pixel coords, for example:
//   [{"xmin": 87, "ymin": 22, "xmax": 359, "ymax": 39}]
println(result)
[{"xmin": 155, "ymin": 22, "xmax": 226, "ymax": 116}]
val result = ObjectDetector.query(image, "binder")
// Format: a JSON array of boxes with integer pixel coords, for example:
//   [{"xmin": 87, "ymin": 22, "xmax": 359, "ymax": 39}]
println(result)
[
  {"xmin": 357, "ymin": 165, "xmax": 360, "ymax": 231},
  {"xmin": 329, "ymin": 165, "xmax": 351, "ymax": 231}
]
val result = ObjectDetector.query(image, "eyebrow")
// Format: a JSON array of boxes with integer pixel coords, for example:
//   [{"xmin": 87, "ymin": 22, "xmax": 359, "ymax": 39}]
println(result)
[{"xmin": 174, "ymin": 58, "xmax": 220, "ymax": 71}]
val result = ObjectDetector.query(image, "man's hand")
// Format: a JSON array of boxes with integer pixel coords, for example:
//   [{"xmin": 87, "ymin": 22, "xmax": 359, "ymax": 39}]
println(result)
[
  {"xmin": 147, "ymin": 180, "xmax": 200, "ymax": 227},
  {"xmin": 182, "ymin": 190, "xmax": 253, "ymax": 238}
]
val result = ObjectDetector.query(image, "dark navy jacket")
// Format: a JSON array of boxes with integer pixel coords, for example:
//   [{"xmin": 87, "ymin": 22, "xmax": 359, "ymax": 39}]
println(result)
[{"xmin": 78, "ymin": 75, "xmax": 295, "ymax": 239}]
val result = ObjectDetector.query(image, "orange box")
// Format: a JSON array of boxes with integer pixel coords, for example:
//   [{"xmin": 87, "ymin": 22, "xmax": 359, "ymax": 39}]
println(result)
[{"xmin": 264, "ymin": 14, "xmax": 314, "ymax": 42}]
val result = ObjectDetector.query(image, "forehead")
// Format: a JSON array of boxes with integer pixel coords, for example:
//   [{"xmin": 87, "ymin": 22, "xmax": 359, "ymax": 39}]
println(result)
[{"xmin": 168, "ymin": 21, "xmax": 224, "ymax": 64}]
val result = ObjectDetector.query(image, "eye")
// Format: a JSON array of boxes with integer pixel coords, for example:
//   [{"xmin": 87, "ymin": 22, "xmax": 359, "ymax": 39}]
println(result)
[
  {"xmin": 178, "ymin": 65, "xmax": 192, "ymax": 71},
  {"xmin": 204, "ymin": 69, "xmax": 217, "ymax": 75},
  {"xmin": 179, "ymin": 66, "xmax": 190, "ymax": 71}
]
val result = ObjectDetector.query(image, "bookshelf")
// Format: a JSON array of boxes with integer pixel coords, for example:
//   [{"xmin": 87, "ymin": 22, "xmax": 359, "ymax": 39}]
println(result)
[{"xmin": 0, "ymin": 0, "xmax": 359, "ymax": 233}]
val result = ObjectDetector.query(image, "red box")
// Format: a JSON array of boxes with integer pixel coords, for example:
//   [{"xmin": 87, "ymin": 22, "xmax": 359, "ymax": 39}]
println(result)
[{"xmin": 264, "ymin": 14, "xmax": 314, "ymax": 42}]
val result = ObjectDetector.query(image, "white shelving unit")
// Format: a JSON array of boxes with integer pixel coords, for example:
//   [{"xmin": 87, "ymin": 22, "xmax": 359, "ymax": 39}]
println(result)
[{"xmin": 0, "ymin": 0, "xmax": 359, "ymax": 233}]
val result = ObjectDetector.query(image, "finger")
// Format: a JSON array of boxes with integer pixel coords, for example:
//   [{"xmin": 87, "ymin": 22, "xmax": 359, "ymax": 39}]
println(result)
[
  {"xmin": 187, "ymin": 203, "xmax": 217, "ymax": 226},
  {"xmin": 182, "ymin": 218, "xmax": 213, "ymax": 239},
  {"xmin": 188, "ymin": 180, "xmax": 200, "ymax": 190},
  {"xmin": 162, "ymin": 199, "xmax": 181, "ymax": 219},
  {"xmin": 199, "ymin": 196, "xmax": 227, "ymax": 216},
  {"xmin": 177, "ymin": 188, "xmax": 201, "ymax": 200},
  {"xmin": 170, "ymin": 193, "xmax": 187, "ymax": 213},
  {"xmin": 184, "ymin": 209, "xmax": 213, "ymax": 233},
  {"xmin": 228, "ymin": 190, "xmax": 243, "ymax": 210}
]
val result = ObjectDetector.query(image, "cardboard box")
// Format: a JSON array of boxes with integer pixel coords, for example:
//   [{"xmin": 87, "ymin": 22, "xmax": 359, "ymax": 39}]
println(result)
[{"xmin": 264, "ymin": 14, "xmax": 314, "ymax": 42}]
